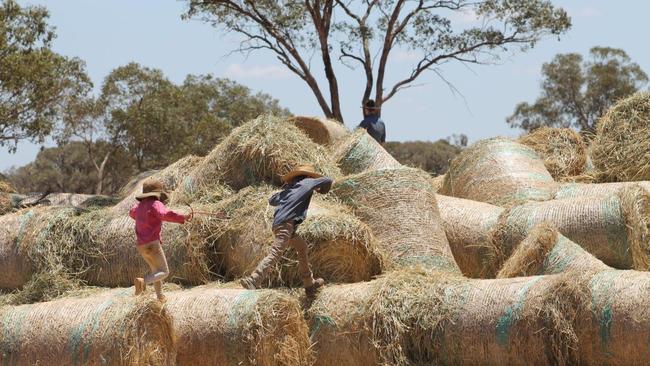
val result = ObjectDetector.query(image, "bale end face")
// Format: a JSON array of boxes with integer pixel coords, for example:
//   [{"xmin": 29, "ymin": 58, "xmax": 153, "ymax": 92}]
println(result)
[
  {"xmin": 619, "ymin": 184, "xmax": 650, "ymax": 270},
  {"xmin": 289, "ymin": 116, "xmax": 349, "ymax": 145},
  {"xmin": 496, "ymin": 223, "xmax": 559, "ymax": 278},
  {"xmin": 519, "ymin": 127, "xmax": 588, "ymax": 180}
]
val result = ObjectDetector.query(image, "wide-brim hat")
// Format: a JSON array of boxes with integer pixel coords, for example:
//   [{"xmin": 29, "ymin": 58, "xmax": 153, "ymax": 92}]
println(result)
[
  {"xmin": 135, "ymin": 178, "xmax": 169, "ymax": 202},
  {"xmin": 281, "ymin": 164, "xmax": 323, "ymax": 184}
]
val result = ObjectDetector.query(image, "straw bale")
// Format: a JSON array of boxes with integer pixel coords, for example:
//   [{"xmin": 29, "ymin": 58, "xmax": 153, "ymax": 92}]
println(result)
[
  {"xmin": 308, "ymin": 270, "xmax": 578, "ymax": 365},
  {"xmin": 183, "ymin": 115, "xmax": 341, "ymax": 197},
  {"xmin": 436, "ymin": 194, "xmax": 504, "ymax": 278},
  {"xmin": 0, "ymin": 180, "xmax": 14, "ymax": 194},
  {"xmin": 333, "ymin": 167, "xmax": 460, "ymax": 273},
  {"xmin": 519, "ymin": 127, "xmax": 588, "ymax": 179},
  {"xmin": 113, "ymin": 154, "xmax": 205, "ymax": 213},
  {"xmin": 289, "ymin": 116, "xmax": 349, "ymax": 145},
  {"xmin": 166, "ymin": 287, "xmax": 312, "ymax": 366},
  {"xmin": 591, "ymin": 92, "xmax": 650, "ymax": 182},
  {"xmin": 0, "ymin": 194, "xmax": 12, "ymax": 215},
  {"xmin": 213, "ymin": 186, "xmax": 383, "ymax": 286},
  {"xmin": 430, "ymin": 175, "xmax": 445, "ymax": 192},
  {"xmin": 333, "ymin": 129, "xmax": 401, "ymax": 175},
  {"xmin": 441, "ymin": 137, "xmax": 556, "ymax": 206},
  {"xmin": 555, "ymin": 181, "xmax": 650, "ymax": 199},
  {"xmin": 17, "ymin": 193, "xmax": 118, "ymax": 209},
  {"xmin": 497, "ymin": 224, "xmax": 609, "ymax": 278},
  {"xmin": 0, "ymin": 292, "xmax": 175, "ymax": 365},
  {"xmin": 492, "ymin": 185, "xmax": 650, "ymax": 271}
]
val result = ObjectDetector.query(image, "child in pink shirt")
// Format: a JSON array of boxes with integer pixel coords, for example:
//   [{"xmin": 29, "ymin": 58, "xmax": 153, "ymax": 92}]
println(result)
[{"xmin": 129, "ymin": 178, "xmax": 192, "ymax": 302}]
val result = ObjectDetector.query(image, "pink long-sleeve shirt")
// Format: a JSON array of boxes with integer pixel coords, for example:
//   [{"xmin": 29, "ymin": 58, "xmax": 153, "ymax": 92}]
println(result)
[{"xmin": 129, "ymin": 198, "xmax": 185, "ymax": 245}]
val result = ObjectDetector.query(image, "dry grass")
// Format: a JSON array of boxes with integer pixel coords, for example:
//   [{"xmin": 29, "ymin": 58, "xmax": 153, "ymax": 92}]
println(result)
[
  {"xmin": 289, "ymin": 116, "xmax": 349, "ymax": 146},
  {"xmin": 519, "ymin": 127, "xmax": 588, "ymax": 180},
  {"xmin": 441, "ymin": 137, "xmax": 556, "ymax": 206},
  {"xmin": 591, "ymin": 92, "xmax": 650, "ymax": 182},
  {"xmin": 332, "ymin": 129, "xmax": 401, "ymax": 175}
]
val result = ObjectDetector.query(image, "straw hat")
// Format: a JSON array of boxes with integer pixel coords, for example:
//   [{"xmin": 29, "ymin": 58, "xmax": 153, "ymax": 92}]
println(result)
[
  {"xmin": 281, "ymin": 164, "xmax": 323, "ymax": 184},
  {"xmin": 136, "ymin": 179, "xmax": 169, "ymax": 202}
]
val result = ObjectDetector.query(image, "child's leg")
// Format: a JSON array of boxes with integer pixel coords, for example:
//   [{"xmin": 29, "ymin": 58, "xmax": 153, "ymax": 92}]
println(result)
[
  {"xmin": 247, "ymin": 222, "xmax": 294, "ymax": 286},
  {"xmin": 137, "ymin": 241, "xmax": 169, "ymax": 298},
  {"xmin": 288, "ymin": 234, "xmax": 315, "ymax": 288}
]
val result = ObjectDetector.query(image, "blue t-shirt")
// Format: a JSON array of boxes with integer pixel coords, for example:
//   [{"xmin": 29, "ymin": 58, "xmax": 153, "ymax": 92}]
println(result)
[
  {"xmin": 268, "ymin": 177, "xmax": 333, "ymax": 228},
  {"xmin": 358, "ymin": 115, "xmax": 386, "ymax": 143}
]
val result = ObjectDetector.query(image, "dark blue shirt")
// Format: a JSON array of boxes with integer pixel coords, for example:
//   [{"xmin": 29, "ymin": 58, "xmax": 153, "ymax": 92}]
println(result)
[
  {"xmin": 358, "ymin": 115, "xmax": 386, "ymax": 143},
  {"xmin": 269, "ymin": 177, "xmax": 333, "ymax": 228}
]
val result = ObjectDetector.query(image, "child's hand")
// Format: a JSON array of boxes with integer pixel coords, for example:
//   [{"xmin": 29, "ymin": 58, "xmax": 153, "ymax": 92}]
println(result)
[{"xmin": 185, "ymin": 212, "xmax": 194, "ymax": 222}]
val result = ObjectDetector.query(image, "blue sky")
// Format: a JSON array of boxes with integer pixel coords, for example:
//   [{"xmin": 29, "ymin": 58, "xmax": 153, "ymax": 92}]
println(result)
[{"xmin": 2, "ymin": 0, "xmax": 647, "ymax": 171}]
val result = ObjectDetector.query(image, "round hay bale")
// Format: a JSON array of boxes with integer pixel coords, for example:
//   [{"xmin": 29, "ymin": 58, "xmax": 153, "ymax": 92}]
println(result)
[
  {"xmin": 436, "ymin": 194, "xmax": 504, "ymax": 278},
  {"xmin": 591, "ymin": 92, "xmax": 650, "ymax": 182},
  {"xmin": 0, "ymin": 293, "xmax": 175, "ymax": 365},
  {"xmin": 441, "ymin": 137, "xmax": 556, "ymax": 206},
  {"xmin": 307, "ymin": 270, "xmax": 578, "ymax": 365},
  {"xmin": 184, "ymin": 115, "xmax": 341, "ymax": 196},
  {"xmin": 213, "ymin": 186, "xmax": 383, "ymax": 286},
  {"xmin": 333, "ymin": 167, "xmax": 460, "ymax": 273},
  {"xmin": 112, "ymin": 155, "xmax": 205, "ymax": 213},
  {"xmin": 0, "ymin": 180, "xmax": 14, "ymax": 194},
  {"xmin": 492, "ymin": 185, "xmax": 650, "ymax": 271},
  {"xmin": 0, "ymin": 193, "xmax": 12, "ymax": 215},
  {"xmin": 555, "ymin": 181, "xmax": 650, "ymax": 199},
  {"xmin": 166, "ymin": 287, "xmax": 312, "ymax": 366},
  {"xmin": 497, "ymin": 224, "xmax": 609, "ymax": 278},
  {"xmin": 519, "ymin": 127, "xmax": 588, "ymax": 180},
  {"xmin": 289, "ymin": 116, "xmax": 349, "ymax": 145},
  {"xmin": 333, "ymin": 129, "xmax": 401, "ymax": 175}
]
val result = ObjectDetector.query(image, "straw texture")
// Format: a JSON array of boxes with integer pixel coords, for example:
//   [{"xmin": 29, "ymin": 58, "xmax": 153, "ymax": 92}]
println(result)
[
  {"xmin": 519, "ymin": 127, "xmax": 587, "ymax": 180},
  {"xmin": 441, "ymin": 137, "xmax": 556, "ymax": 206},
  {"xmin": 333, "ymin": 167, "xmax": 460, "ymax": 273},
  {"xmin": 436, "ymin": 194, "xmax": 504, "ymax": 278},
  {"xmin": 0, "ymin": 293, "xmax": 175, "ymax": 365},
  {"xmin": 289, "ymin": 116, "xmax": 349, "ymax": 145},
  {"xmin": 555, "ymin": 181, "xmax": 650, "ymax": 199},
  {"xmin": 333, "ymin": 129, "xmax": 401, "ymax": 175},
  {"xmin": 166, "ymin": 287, "xmax": 312, "ymax": 366}
]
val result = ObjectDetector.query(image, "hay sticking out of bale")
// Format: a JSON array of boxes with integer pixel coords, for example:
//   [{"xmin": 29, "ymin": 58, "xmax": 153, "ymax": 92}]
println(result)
[
  {"xmin": 307, "ymin": 269, "xmax": 579, "ymax": 365},
  {"xmin": 497, "ymin": 224, "xmax": 609, "ymax": 278},
  {"xmin": 212, "ymin": 186, "xmax": 382, "ymax": 286},
  {"xmin": 0, "ymin": 292, "xmax": 176, "ymax": 365},
  {"xmin": 519, "ymin": 127, "xmax": 588, "ymax": 180},
  {"xmin": 0, "ymin": 193, "xmax": 12, "ymax": 215},
  {"xmin": 430, "ymin": 175, "xmax": 445, "ymax": 192},
  {"xmin": 333, "ymin": 129, "xmax": 401, "ymax": 175},
  {"xmin": 591, "ymin": 92, "xmax": 650, "ymax": 182},
  {"xmin": 436, "ymin": 194, "xmax": 504, "ymax": 278},
  {"xmin": 491, "ymin": 185, "xmax": 650, "ymax": 271},
  {"xmin": 289, "ymin": 116, "xmax": 349, "ymax": 145},
  {"xmin": 0, "ymin": 180, "xmax": 14, "ymax": 194},
  {"xmin": 166, "ymin": 287, "xmax": 312, "ymax": 366},
  {"xmin": 333, "ymin": 167, "xmax": 460, "ymax": 273},
  {"xmin": 184, "ymin": 115, "xmax": 341, "ymax": 197},
  {"xmin": 113, "ymin": 154, "xmax": 206, "ymax": 212},
  {"xmin": 441, "ymin": 137, "xmax": 556, "ymax": 206}
]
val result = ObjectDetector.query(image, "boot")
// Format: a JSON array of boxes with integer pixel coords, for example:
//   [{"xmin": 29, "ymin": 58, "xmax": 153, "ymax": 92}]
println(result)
[
  {"xmin": 134, "ymin": 278, "xmax": 146, "ymax": 296},
  {"xmin": 305, "ymin": 278, "xmax": 325, "ymax": 297}
]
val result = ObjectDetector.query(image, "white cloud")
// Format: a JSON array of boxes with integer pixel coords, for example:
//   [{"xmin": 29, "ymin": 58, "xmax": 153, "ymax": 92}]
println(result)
[{"xmin": 224, "ymin": 63, "xmax": 292, "ymax": 80}]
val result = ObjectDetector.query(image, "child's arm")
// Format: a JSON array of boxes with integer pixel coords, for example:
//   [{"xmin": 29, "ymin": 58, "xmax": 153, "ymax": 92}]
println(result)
[
  {"xmin": 129, "ymin": 205, "xmax": 137, "ymax": 220},
  {"xmin": 152, "ymin": 201, "xmax": 188, "ymax": 224},
  {"xmin": 268, "ymin": 192, "xmax": 282, "ymax": 206}
]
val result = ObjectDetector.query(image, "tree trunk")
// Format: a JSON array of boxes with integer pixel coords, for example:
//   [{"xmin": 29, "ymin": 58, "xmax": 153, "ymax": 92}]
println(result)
[{"xmin": 94, "ymin": 151, "xmax": 111, "ymax": 195}]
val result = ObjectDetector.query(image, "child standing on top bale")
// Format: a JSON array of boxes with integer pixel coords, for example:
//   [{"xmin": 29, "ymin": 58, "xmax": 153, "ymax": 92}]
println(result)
[
  {"xmin": 129, "ymin": 178, "xmax": 192, "ymax": 302},
  {"xmin": 240, "ymin": 164, "xmax": 333, "ymax": 295}
]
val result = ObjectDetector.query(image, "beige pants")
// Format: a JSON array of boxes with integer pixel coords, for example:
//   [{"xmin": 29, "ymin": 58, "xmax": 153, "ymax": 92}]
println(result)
[
  {"xmin": 250, "ymin": 221, "xmax": 315, "ymax": 288},
  {"xmin": 137, "ymin": 241, "xmax": 169, "ymax": 298}
]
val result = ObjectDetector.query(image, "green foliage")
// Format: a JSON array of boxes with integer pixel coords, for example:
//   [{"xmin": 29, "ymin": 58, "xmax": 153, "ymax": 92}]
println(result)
[
  {"xmin": 507, "ymin": 47, "xmax": 648, "ymax": 134},
  {"xmin": 5, "ymin": 141, "xmax": 135, "ymax": 194},
  {"xmin": 0, "ymin": 0, "xmax": 90, "ymax": 151},
  {"xmin": 384, "ymin": 140, "xmax": 461, "ymax": 176},
  {"xmin": 185, "ymin": 0, "xmax": 570, "ymax": 121}
]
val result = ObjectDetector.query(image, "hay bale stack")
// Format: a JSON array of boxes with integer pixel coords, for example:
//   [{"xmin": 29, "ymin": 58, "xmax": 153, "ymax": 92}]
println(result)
[
  {"xmin": 308, "ymin": 270, "xmax": 578, "ymax": 365},
  {"xmin": 519, "ymin": 127, "xmax": 588, "ymax": 180},
  {"xmin": 289, "ymin": 116, "xmax": 349, "ymax": 145},
  {"xmin": 492, "ymin": 185, "xmax": 650, "ymax": 271},
  {"xmin": 333, "ymin": 168, "xmax": 460, "ymax": 273},
  {"xmin": 166, "ymin": 287, "xmax": 312, "ymax": 366},
  {"xmin": 183, "ymin": 115, "xmax": 340, "ymax": 197},
  {"xmin": 213, "ymin": 186, "xmax": 382, "ymax": 286},
  {"xmin": 591, "ymin": 92, "xmax": 650, "ymax": 182},
  {"xmin": 497, "ymin": 224, "xmax": 609, "ymax": 278},
  {"xmin": 441, "ymin": 137, "xmax": 556, "ymax": 206},
  {"xmin": 113, "ymin": 154, "xmax": 205, "ymax": 213},
  {"xmin": 333, "ymin": 129, "xmax": 401, "ymax": 175},
  {"xmin": 436, "ymin": 194, "xmax": 504, "ymax": 278},
  {"xmin": 0, "ymin": 294, "xmax": 175, "ymax": 365},
  {"xmin": 555, "ymin": 181, "xmax": 650, "ymax": 199}
]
